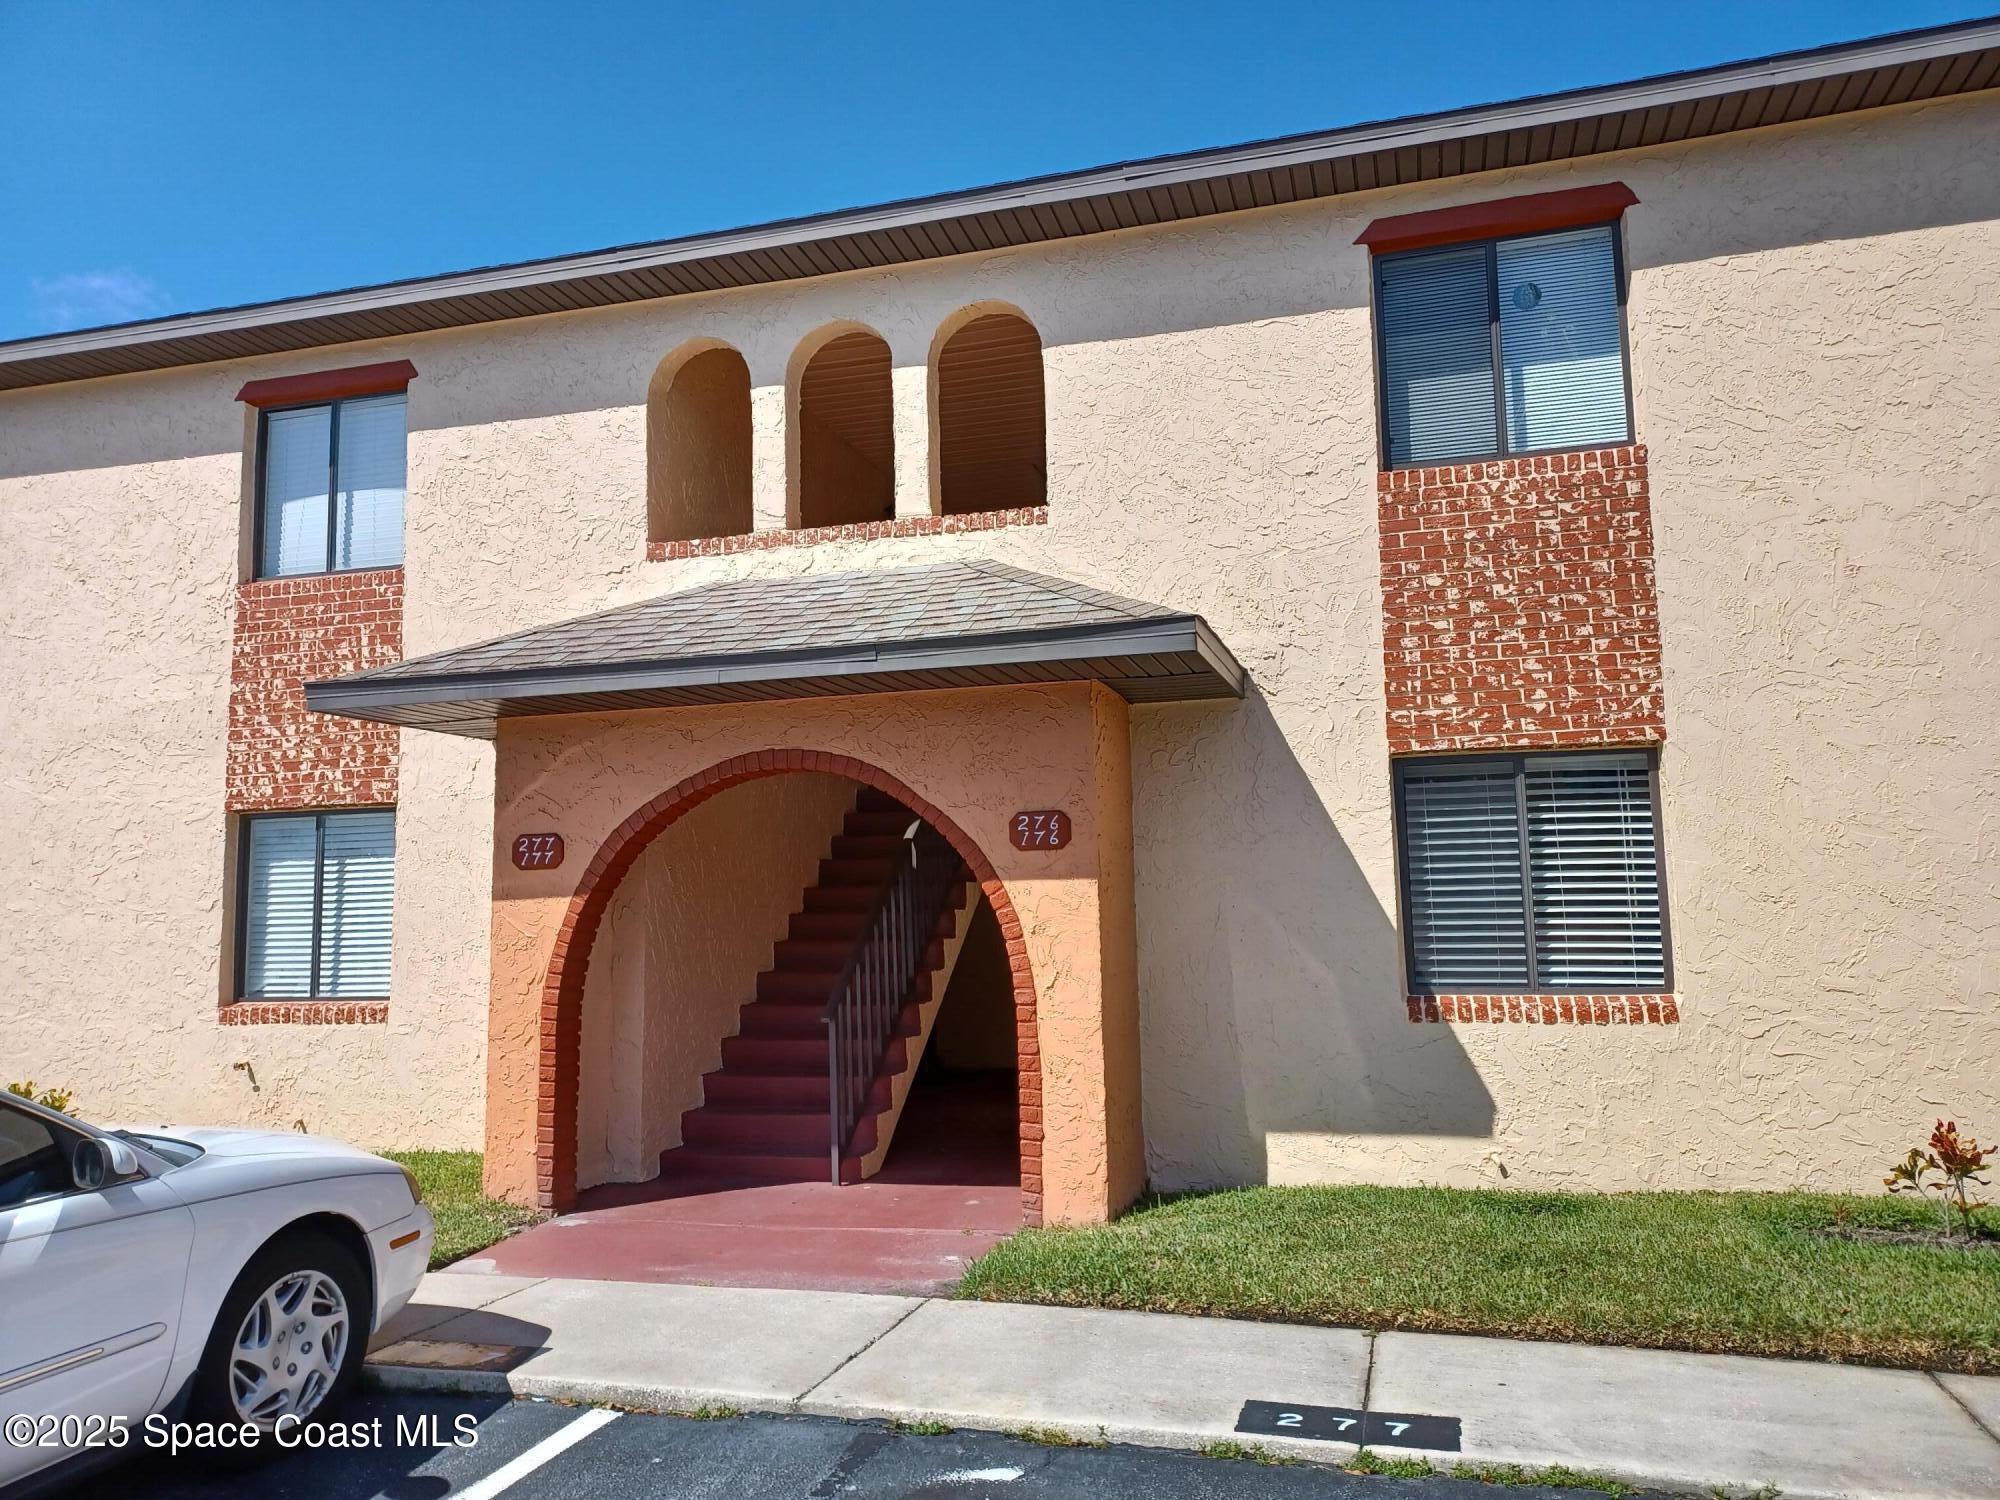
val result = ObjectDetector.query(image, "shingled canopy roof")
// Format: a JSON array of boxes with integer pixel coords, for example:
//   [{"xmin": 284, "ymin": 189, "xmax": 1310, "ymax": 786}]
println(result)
[{"xmin": 305, "ymin": 560, "xmax": 1245, "ymax": 738}]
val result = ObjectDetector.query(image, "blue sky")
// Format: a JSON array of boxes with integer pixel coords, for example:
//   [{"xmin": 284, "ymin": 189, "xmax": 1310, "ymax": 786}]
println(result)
[{"xmin": 0, "ymin": 1, "xmax": 1986, "ymax": 341}]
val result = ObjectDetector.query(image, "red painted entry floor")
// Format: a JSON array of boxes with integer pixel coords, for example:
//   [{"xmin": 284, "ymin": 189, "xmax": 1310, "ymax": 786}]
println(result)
[{"xmin": 470, "ymin": 1072, "xmax": 1022, "ymax": 1295}]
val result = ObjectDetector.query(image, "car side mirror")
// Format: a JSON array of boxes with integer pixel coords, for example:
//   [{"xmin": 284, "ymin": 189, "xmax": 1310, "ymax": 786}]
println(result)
[{"xmin": 71, "ymin": 1137, "xmax": 140, "ymax": 1192}]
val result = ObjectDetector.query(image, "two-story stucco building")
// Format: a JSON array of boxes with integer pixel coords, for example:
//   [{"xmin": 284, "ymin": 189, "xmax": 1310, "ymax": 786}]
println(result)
[{"xmin": 3, "ymin": 23, "xmax": 1995, "ymax": 1227}]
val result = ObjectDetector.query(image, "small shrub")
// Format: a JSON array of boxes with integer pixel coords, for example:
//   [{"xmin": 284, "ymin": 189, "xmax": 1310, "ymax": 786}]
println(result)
[
  {"xmin": 6, "ymin": 1081, "xmax": 75, "ymax": 1113},
  {"xmin": 1885, "ymin": 1120, "xmax": 1992, "ymax": 1239}
]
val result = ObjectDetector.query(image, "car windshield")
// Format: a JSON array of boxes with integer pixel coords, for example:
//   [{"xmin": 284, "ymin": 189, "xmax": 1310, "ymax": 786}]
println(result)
[{"xmin": 113, "ymin": 1130, "xmax": 204, "ymax": 1167}]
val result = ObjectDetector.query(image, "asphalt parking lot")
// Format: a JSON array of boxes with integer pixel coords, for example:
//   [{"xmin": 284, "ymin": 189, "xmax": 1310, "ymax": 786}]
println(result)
[{"xmin": 64, "ymin": 1390, "xmax": 1630, "ymax": 1499}]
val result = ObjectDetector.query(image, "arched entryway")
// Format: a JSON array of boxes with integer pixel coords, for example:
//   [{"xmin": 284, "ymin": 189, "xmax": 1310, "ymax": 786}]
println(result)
[{"xmin": 534, "ymin": 750, "xmax": 1045, "ymax": 1224}]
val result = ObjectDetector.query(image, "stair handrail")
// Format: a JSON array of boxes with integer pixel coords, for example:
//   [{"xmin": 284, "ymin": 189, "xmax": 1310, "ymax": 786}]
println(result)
[{"xmin": 820, "ymin": 816, "xmax": 962, "ymax": 1184}]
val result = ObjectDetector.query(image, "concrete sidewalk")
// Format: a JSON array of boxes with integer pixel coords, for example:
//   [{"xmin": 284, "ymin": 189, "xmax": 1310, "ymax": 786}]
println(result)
[{"xmin": 368, "ymin": 1271, "xmax": 2000, "ymax": 1499}]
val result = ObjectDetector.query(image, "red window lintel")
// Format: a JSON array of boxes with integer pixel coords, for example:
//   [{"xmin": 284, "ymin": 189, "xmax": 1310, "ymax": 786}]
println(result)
[
  {"xmin": 1355, "ymin": 182, "xmax": 1638, "ymax": 255},
  {"xmin": 236, "ymin": 359, "xmax": 418, "ymax": 407}
]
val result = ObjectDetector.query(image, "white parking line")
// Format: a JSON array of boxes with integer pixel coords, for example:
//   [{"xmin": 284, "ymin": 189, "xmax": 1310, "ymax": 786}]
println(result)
[{"xmin": 452, "ymin": 1406, "xmax": 621, "ymax": 1499}]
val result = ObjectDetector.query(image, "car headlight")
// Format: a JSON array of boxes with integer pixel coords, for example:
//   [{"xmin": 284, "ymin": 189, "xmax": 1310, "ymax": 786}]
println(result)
[{"xmin": 398, "ymin": 1164, "xmax": 424, "ymax": 1206}]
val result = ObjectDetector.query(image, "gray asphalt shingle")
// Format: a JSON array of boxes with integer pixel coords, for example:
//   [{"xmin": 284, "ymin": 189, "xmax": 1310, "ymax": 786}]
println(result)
[
  {"xmin": 342, "ymin": 560, "xmax": 1185, "ymax": 684},
  {"xmin": 304, "ymin": 559, "xmax": 1244, "ymax": 737}
]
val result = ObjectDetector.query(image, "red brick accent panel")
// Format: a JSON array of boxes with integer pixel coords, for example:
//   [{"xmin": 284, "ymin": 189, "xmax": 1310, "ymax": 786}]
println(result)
[
  {"xmin": 226, "ymin": 569, "xmax": 404, "ymax": 812},
  {"xmin": 647, "ymin": 505, "xmax": 1045, "ymax": 561},
  {"xmin": 219, "ymin": 1001, "xmax": 389, "ymax": 1025},
  {"xmin": 1378, "ymin": 446, "xmax": 1663, "ymax": 753},
  {"xmin": 1408, "ymin": 994, "xmax": 1678, "ymax": 1024},
  {"xmin": 535, "ymin": 749, "xmax": 1043, "ymax": 1225}
]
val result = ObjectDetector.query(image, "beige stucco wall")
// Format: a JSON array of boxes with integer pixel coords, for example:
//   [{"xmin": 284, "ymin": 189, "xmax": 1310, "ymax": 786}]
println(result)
[
  {"xmin": 575, "ymin": 771, "xmax": 854, "ymax": 1186},
  {"xmin": 0, "ymin": 400, "xmax": 491, "ymax": 1145},
  {"xmin": 1, "ymin": 92, "xmax": 1993, "ymax": 1190}
]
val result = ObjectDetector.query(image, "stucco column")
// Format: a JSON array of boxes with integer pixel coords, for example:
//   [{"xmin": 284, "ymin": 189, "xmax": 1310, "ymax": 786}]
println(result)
[
  {"xmin": 890, "ymin": 361, "xmax": 934, "ymax": 520},
  {"xmin": 1028, "ymin": 684, "xmax": 1144, "ymax": 1222},
  {"xmin": 1087, "ymin": 685, "xmax": 1146, "ymax": 1215},
  {"xmin": 749, "ymin": 383, "xmax": 788, "ymax": 532}
]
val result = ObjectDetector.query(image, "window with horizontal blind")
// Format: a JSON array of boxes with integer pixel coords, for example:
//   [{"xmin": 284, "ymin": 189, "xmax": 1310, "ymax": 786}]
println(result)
[
  {"xmin": 256, "ymin": 393, "xmax": 406, "ymax": 577},
  {"xmin": 1374, "ymin": 223, "xmax": 1632, "ymax": 467},
  {"xmin": 239, "ymin": 810, "xmax": 396, "ymax": 999},
  {"xmin": 1393, "ymin": 752, "xmax": 1669, "ymax": 994}
]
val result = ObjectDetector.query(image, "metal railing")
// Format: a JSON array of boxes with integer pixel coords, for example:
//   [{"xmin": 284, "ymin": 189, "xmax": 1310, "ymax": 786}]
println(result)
[{"xmin": 821, "ymin": 819, "xmax": 962, "ymax": 1184}]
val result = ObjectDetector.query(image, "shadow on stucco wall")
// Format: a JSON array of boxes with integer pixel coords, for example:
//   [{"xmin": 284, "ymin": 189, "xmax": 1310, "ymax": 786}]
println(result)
[{"xmin": 1132, "ymin": 691, "xmax": 1494, "ymax": 1192}]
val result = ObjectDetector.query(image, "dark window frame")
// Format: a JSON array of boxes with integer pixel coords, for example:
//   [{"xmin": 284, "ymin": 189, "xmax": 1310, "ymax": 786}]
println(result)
[
  {"xmin": 233, "ymin": 808, "xmax": 395, "ymax": 1002},
  {"xmin": 1370, "ymin": 219, "xmax": 1637, "ymax": 471},
  {"xmin": 251, "ymin": 393, "xmax": 407, "ymax": 581},
  {"xmin": 1390, "ymin": 749, "xmax": 1673, "ymax": 996}
]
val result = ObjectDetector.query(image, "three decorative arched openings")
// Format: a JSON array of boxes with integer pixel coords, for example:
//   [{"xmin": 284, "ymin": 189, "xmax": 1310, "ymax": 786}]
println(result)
[{"xmin": 644, "ymin": 309, "xmax": 1046, "ymax": 544}]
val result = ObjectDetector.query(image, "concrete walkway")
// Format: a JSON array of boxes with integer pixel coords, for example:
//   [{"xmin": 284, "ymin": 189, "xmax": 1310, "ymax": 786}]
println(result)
[{"xmin": 369, "ymin": 1271, "xmax": 2000, "ymax": 1500}]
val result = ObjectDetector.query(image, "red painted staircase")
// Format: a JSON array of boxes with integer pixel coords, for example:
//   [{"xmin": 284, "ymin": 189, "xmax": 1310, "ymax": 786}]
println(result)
[{"xmin": 661, "ymin": 787, "xmax": 972, "ymax": 1184}]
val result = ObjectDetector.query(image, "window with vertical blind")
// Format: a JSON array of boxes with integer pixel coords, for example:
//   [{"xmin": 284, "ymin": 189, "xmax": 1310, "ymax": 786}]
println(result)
[
  {"xmin": 240, "ymin": 810, "xmax": 396, "ymax": 999},
  {"xmin": 1374, "ymin": 223, "xmax": 1632, "ymax": 467},
  {"xmin": 256, "ymin": 393, "xmax": 406, "ymax": 577},
  {"xmin": 1394, "ymin": 752, "xmax": 1669, "ymax": 994}
]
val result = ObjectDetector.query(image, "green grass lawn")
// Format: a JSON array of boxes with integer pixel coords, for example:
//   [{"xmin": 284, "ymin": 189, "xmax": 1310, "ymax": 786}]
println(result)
[
  {"xmin": 387, "ymin": 1151, "xmax": 545, "ymax": 1270},
  {"xmin": 957, "ymin": 1185, "xmax": 2000, "ymax": 1372}
]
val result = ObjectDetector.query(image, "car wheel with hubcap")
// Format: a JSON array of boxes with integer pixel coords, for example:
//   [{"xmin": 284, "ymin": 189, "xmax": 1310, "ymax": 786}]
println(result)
[
  {"xmin": 229, "ymin": 1266, "xmax": 351, "ymax": 1423},
  {"xmin": 190, "ymin": 1228, "xmax": 370, "ymax": 1448}
]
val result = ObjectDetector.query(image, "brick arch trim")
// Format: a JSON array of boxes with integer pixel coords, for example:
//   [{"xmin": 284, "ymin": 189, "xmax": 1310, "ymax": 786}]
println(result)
[{"xmin": 535, "ymin": 749, "xmax": 1043, "ymax": 1223}]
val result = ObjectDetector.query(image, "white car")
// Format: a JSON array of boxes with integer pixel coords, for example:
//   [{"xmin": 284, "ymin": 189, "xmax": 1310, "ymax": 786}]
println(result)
[{"xmin": 0, "ymin": 1092, "xmax": 434, "ymax": 1491}]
